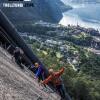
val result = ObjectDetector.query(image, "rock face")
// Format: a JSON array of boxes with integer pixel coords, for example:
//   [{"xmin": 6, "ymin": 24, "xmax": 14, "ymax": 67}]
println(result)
[
  {"xmin": 0, "ymin": 0, "xmax": 72, "ymax": 24},
  {"xmin": 0, "ymin": 47, "xmax": 60, "ymax": 100}
]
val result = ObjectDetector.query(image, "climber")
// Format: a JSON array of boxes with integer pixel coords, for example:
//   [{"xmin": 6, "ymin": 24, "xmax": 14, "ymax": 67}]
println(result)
[
  {"xmin": 41, "ymin": 67, "xmax": 66, "ymax": 99},
  {"xmin": 13, "ymin": 47, "xmax": 24, "ymax": 69},
  {"xmin": 32, "ymin": 62, "xmax": 45, "ymax": 82}
]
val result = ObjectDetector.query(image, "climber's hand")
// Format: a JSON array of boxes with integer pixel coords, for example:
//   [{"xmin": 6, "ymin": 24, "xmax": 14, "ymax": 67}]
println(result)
[
  {"xmin": 40, "ymin": 81, "xmax": 44, "ymax": 86},
  {"xmin": 39, "ymin": 81, "xmax": 43, "ymax": 86},
  {"xmin": 34, "ymin": 76, "xmax": 37, "ymax": 79},
  {"xmin": 34, "ymin": 76, "xmax": 38, "ymax": 81}
]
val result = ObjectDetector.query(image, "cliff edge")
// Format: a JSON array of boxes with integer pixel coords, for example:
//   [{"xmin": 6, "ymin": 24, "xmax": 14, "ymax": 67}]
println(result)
[{"xmin": 0, "ymin": 47, "xmax": 60, "ymax": 100}]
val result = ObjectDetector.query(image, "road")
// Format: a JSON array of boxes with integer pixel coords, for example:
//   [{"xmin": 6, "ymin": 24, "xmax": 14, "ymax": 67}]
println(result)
[{"xmin": 88, "ymin": 48, "xmax": 100, "ymax": 55}]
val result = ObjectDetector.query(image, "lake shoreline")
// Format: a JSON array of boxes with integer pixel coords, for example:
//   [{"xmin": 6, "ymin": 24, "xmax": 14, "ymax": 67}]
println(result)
[{"xmin": 59, "ymin": 3, "xmax": 100, "ymax": 32}]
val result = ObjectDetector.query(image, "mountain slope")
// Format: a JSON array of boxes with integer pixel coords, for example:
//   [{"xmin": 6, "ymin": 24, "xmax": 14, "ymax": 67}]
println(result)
[{"xmin": 0, "ymin": 0, "xmax": 72, "ymax": 24}]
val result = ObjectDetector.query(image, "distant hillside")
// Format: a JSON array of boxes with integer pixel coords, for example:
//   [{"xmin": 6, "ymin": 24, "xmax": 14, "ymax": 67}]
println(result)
[{"xmin": 0, "ymin": 0, "xmax": 72, "ymax": 24}]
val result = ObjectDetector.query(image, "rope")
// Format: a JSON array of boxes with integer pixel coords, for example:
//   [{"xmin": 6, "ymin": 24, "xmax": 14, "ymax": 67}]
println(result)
[{"xmin": 0, "ymin": 27, "xmax": 16, "ymax": 47}]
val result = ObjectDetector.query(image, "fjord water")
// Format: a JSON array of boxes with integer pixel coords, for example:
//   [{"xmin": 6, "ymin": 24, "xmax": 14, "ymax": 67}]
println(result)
[{"xmin": 59, "ymin": 2, "xmax": 100, "ymax": 31}]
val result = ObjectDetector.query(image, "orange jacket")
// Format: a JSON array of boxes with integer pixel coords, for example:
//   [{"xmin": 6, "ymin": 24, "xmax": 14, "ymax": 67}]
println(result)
[{"xmin": 42, "ymin": 67, "xmax": 65, "ymax": 86}]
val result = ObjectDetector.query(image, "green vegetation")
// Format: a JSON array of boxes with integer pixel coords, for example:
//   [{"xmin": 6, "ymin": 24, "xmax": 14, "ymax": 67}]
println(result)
[
  {"xmin": 72, "ymin": 32, "xmax": 90, "ymax": 39},
  {"xmin": 26, "ymin": 39, "xmax": 100, "ymax": 100},
  {"xmin": 22, "ymin": 23, "xmax": 100, "ymax": 100}
]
